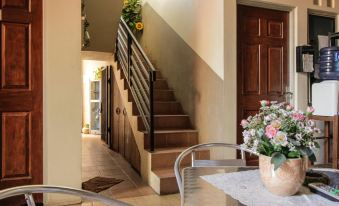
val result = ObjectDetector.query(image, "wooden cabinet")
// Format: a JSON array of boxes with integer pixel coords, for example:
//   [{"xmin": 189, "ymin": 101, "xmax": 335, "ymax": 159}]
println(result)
[{"xmin": 110, "ymin": 75, "xmax": 141, "ymax": 173}]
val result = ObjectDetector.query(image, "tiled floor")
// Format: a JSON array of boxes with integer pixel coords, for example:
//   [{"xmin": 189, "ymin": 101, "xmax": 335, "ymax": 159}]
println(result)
[
  {"xmin": 81, "ymin": 135, "xmax": 155, "ymax": 199},
  {"xmin": 75, "ymin": 134, "xmax": 180, "ymax": 206}
]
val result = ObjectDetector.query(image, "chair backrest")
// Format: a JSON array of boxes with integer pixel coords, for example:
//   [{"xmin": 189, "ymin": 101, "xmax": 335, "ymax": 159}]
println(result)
[
  {"xmin": 0, "ymin": 185, "xmax": 130, "ymax": 206},
  {"xmin": 174, "ymin": 143, "xmax": 255, "ymax": 195}
]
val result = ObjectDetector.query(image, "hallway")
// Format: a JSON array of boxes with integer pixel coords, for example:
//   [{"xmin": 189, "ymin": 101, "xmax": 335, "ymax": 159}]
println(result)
[{"xmin": 81, "ymin": 135, "xmax": 154, "ymax": 199}]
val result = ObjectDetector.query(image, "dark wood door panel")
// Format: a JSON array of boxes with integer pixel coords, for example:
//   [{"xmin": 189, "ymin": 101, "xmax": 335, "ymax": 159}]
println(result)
[
  {"xmin": 1, "ymin": 112, "xmax": 31, "ymax": 181},
  {"xmin": 1, "ymin": 22, "xmax": 31, "ymax": 90},
  {"xmin": 1, "ymin": 0, "xmax": 30, "ymax": 10},
  {"xmin": 243, "ymin": 16, "xmax": 260, "ymax": 37},
  {"xmin": 241, "ymin": 44, "xmax": 261, "ymax": 95},
  {"xmin": 267, "ymin": 46, "xmax": 284, "ymax": 95},
  {"xmin": 267, "ymin": 20, "xmax": 283, "ymax": 38}
]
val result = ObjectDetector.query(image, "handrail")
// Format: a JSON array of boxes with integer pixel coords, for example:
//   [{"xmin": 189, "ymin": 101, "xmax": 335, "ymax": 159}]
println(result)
[
  {"xmin": 115, "ymin": 17, "xmax": 156, "ymax": 151},
  {"xmin": 119, "ymin": 17, "xmax": 156, "ymax": 72},
  {"xmin": 0, "ymin": 185, "xmax": 130, "ymax": 206}
]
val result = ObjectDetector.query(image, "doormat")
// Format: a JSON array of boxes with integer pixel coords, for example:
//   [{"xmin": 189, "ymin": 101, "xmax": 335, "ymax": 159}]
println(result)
[{"xmin": 82, "ymin": 176, "xmax": 124, "ymax": 193}]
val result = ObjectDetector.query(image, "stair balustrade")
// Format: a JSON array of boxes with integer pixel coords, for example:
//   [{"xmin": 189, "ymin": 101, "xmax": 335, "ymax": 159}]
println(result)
[{"xmin": 115, "ymin": 17, "xmax": 156, "ymax": 151}]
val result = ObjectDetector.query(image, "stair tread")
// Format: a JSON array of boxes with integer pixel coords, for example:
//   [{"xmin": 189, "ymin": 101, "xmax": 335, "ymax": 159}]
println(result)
[
  {"xmin": 150, "ymin": 147, "xmax": 188, "ymax": 154},
  {"xmin": 143, "ymin": 129, "xmax": 198, "ymax": 134},
  {"xmin": 152, "ymin": 168, "xmax": 176, "ymax": 178},
  {"xmin": 154, "ymin": 101, "xmax": 179, "ymax": 103}
]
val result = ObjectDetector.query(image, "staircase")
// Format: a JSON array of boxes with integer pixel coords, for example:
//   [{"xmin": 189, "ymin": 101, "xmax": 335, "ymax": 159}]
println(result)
[
  {"xmin": 115, "ymin": 18, "xmax": 209, "ymax": 194},
  {"xmin": 125, "ymin": 70, "xmax": 207, "ymax": 194}
]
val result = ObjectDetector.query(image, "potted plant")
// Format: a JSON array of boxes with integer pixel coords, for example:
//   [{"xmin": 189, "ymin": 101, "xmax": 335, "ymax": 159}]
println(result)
[
  {"xmin": 122, "ymin": 0, "xmax": 144, "ymax": 33},
  {"xmin": 82, "ymin": 123, "xmax": 90, "ymax": 134},
  {"xmin": 240, "ymin": 101, "xmax": 320, "ymax": 196}
]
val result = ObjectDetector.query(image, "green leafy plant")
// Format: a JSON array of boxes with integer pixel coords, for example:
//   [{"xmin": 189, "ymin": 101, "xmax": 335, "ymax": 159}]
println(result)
[
  {"xmin": 241, "ymin": 101, "xmax": 320, "ymax": 170},
  {"xmin": 94, "ymin": 67, "xmax": 104, "ymax": 80},
  {"xmin": 122, "ymin": 0, "xmax": 143, "ymax": 32}
]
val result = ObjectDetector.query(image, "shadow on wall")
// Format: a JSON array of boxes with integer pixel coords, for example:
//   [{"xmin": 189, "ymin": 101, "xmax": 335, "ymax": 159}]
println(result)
[{"xmin": 139, "ymin": 3, "xmax": 225, "ymax": 143}]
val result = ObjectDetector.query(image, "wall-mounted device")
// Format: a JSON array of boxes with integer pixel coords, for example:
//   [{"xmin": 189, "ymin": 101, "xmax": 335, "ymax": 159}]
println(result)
[{"xmin": 296, "ymin": 45, "xmax": 315, "ymax": 73}]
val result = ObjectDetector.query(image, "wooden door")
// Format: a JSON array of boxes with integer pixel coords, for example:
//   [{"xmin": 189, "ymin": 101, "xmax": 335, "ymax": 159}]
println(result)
[
  {"xmin": 237, "ymin": 5, "xmax": 289, "ymax": 164},
  {"xmin": 112, "ymin": 78, "xmax": 119, "ymax": 152},
  {"xmin": 118, "ymin": 100, "xmax": 125, "ymax": 155},
  {"xmin": 0, "ymin": 0, "xmax": 43, "ymax": 204}
]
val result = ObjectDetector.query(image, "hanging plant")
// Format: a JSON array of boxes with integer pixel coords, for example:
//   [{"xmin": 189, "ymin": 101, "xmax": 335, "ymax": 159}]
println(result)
[{"xmin": 122, "ymin": 0, "xmax": 144, "ymax": 32}]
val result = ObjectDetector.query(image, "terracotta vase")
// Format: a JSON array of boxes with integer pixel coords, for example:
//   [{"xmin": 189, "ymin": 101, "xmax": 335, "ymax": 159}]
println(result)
[{"xmin": 259, "ymin": 154, "xmax": 307, "ymax": 196}]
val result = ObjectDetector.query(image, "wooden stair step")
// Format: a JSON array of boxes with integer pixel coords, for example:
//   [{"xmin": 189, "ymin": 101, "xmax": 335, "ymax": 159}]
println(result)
[
  {"xmin": 152, "ymin": 168, "xmax": 178, "ymax": 195},
  {"xmin": 143, "ymin": 129, "xmax": 198, "ymax": 149},
  {"xmin": 153, "ymin": 102, "xmax": 183, "ymax": 114},
  {"xmin": 154, "ymin": 90, "xmax": 176, "ymax": 101},
  {"xmin": 138, "ymin": 115, "xmax": 192, "ymax": 131},
  {"xmin": 150, "ymin": 147, "xmax": 210, "ymax": 170},
  {"xmin": 154, "ymin": 79, "xmax": 169, "ymax": 89},
  {"xmin": 129, "ymin": 90, "xmax": 176, "ymax": 103},
  {"xmin": 132, "ymin": 102, "xmax": 184, "ymax": 115}
]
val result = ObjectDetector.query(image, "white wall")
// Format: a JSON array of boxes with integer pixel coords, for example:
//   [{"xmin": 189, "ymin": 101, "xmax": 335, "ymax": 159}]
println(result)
[
  {"xmin": 43, "ymin": 0, "xmax": 82, "ymax": 204},
  {"xmin": 143, "ymin": 0, "xmax": 224, "ymax": 79}
]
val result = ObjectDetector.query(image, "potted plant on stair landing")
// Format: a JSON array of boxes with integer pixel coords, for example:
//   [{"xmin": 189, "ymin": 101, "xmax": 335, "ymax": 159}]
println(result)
[{"xmin": 240, "ymin": 101, "xmax": 320, "ymax": 196}]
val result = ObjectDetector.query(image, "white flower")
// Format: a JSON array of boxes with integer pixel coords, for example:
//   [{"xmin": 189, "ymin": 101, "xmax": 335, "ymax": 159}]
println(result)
[
  {"xmin": 264, "ymin": 116, "xmax": 271, "ymax": 122},
  {"xmin": 307, "ymin": 120, "xmax": 315, "ymax": 127},
  {"xmin": 305, "ymin": 127, "xmax": 313, "ymax": 134},
  {"xmin": 297, "ymin": 122, "xmax": 305, "ymax": 128},
  {"xmin": 242, "ymin": 130, "xmax": 251, "ymax": 138},
  {"xmin": 250, "ymin": 129, "xmax": 256, "ymax": 136},
  {"xmin": 288, "ymin": 143, "xmax": 296, "ymax": 151},
  {"xmin": 272, "ymin": 131, "xmax": 288, "ymax": 146},
  {"xmin": 314, "ymin": 128, "xmax": 321, "ymax": 134},
  {"xmin": 308, "ymin": 141, "xmax": 316, "ymax": 149},
  {"xmin": 295, "ymin": 133, "xmax": 303, "ymax": 140}
]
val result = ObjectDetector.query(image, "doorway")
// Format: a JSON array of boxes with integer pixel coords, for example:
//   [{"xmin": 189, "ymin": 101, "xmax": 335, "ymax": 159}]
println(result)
[{"xmin": 236, "ymin": 5, "xmax": 289, "ymax": 165}]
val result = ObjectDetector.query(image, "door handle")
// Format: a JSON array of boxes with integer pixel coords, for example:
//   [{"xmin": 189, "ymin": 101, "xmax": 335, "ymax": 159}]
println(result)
[
  {"xmin": 282, "ymin": 91, "xmax": 293, "ymax": 96},
  {"xmin": 115, "ymin": 107, "xmax": 121, "ymax": 115},
  {"xmin": 0, "ymin": 9, "xmax": 2, "ymax": 21}
]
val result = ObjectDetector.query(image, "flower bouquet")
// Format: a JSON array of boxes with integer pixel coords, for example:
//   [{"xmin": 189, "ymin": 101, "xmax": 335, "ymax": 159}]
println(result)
[{"xmin": 240, "ymin": 100, "xmax": 320, "ymax": 196}]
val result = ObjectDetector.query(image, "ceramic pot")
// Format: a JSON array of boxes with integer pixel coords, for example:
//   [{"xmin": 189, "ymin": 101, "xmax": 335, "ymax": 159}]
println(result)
[
  {"xmin": 82, "ymin": 127, "xmax": 90, "ymax": 134},
  {"xmin": 259, "ymin": 154, "xmax": 307, "ymax": 196}
]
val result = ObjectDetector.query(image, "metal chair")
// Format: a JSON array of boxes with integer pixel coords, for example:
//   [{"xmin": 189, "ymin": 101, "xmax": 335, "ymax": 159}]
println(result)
[
  {"xmin": 0, "ymin": 185, "xmax": 131, "ymax": 206},
  {"xmin": 174, "ymin": 143, "xmax": 256, "ymax": 195}
]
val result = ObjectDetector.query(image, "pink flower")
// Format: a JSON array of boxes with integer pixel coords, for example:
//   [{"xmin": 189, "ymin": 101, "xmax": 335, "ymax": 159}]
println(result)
[
  {"xmin": 292, "ymin": 113, "xmax": 305, "ymax": 121},
  {"xmin": 306, "ymin": 106, "xmax": 315, "ymax": 115},
  {"xmin": 240, "ymin": 119, "xmax": 249, "ymax": 128},
  {"xmin": 265, "ymin": 125, "xmax": 278, "ymax": 139},
  {"xmin": 286, "ymin": 104, "xmax": 294, "ymax": 111},
  {"xmin": 260, "ymin": 100, "xmax": 270, "ymax": 107}
]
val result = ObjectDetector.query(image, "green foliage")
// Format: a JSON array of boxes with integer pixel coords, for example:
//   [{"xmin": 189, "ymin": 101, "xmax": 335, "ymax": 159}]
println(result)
[
  {"xmin": 122, "ymin": 0, "xmax": 143, "ymax": 32},
  {"xmin": 271, "ymin": 152, "xmax": 287, "ymax": 170}
]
